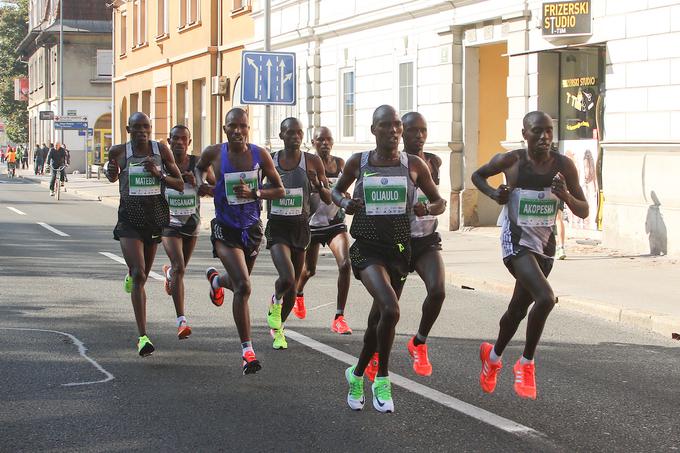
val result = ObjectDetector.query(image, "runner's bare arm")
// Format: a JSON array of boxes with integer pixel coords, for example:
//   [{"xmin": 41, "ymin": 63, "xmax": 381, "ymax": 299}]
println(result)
[
  {"xmin": 410, "ymin": 155, "xmax": 446, "ymax": 217},
  {"xmin": 258, "ymin": 147, "xmax": 286, "ymax": 200},
  {"xmin": 553, "ymin": 158, "xmax": 589, "ymax": 219},
  {"xmin": 332, "ymin": 153, "xmax": 363, "ymax": 215},
  {"xmin": 309, "ymin": 154, "xmax": 332, "ymax": 204},
  {"xmin": 472, "ymin": 152, "xmax": 518, "ymax": 205},
  {"xmin": 105, "ymin": 145, "xmax": 125, "ymax": 183},
  {"xmin": 336, "ymin": 157, "xmax": 350, "ymax": 197},
  {"xmin": 195, "ymin": 144, "xmax": 220, "ymax": 196},
  {"xmin": 158, "ymin": 143, "xmax": 184, "ymax": 192}
]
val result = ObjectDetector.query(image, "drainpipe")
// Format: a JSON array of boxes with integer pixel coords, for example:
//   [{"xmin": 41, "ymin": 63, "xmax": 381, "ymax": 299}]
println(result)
[{"xmin": 216, "ymin": 0, "xmax": 222, "ymax": 146}]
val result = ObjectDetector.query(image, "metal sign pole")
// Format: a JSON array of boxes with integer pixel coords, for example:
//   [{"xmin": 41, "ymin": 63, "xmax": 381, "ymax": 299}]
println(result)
[
  {"xmin": 264, "ymin": 0, "xmax": 271, "ymax": 150},
  {"xmin": 84, "ymin": 129, "xmax": 89, "ymax": 178}
]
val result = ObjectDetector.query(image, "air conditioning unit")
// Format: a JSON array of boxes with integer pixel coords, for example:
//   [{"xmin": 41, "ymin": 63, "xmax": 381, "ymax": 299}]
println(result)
[{"xmin": 211, "ymin": 76, "xmax": 230, "ymax": 98}]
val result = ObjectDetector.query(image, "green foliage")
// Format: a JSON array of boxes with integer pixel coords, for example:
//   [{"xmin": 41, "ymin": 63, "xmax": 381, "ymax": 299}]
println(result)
[{"xmin": 0, "ymin": 0, "xmax": 28, "ymax": 143}]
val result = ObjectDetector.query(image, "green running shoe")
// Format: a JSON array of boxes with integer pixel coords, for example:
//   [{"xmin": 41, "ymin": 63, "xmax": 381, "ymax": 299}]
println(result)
[
  {"xmin": 271, "ymin": 328, "xmax": 288, "ymax": 350},
  {"xmin": 124, "ymin": 273, "xmax": 132, "ymax": 293},
  {"xmin": 345, "ymin": 366, "xmax": 365, "ymax": 410},
  {"xmin": 267, "ymin": 295, "xmax": 282, "ymax": 330},
  {"xmin": 372, "ymin": 376, "xmax": 394, "ymax": 413},
  {"xmin": 137, "ymin": 335, "xmax": 155, "ymax": 357}
]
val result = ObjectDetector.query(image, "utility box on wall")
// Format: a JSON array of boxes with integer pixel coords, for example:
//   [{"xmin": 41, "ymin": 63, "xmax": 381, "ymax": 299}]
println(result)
[{"xmin": 211, "ymin": 76, "xmax": 230, "ymax": 98}]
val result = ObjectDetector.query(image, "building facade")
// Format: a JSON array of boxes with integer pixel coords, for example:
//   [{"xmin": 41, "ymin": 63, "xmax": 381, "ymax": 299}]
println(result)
[
  {"xmin": 18, "ymin": 0, "xmax": 112, "ymax": 172},
  {"xmin": 111, "ymin": 0, "xmax": 254, "ymax": 155},
  {"xmin": 246, "ymin": 0, "xmax": 680, "ymax": 256}
]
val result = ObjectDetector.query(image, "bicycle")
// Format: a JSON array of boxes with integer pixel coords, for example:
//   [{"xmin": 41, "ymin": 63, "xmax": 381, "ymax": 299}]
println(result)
[{"xmin": 50, "ymin": 165, "xmax": 67, "ymax": 200}]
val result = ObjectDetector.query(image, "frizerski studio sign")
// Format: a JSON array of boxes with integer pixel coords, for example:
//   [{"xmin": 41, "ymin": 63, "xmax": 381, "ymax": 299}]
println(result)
[{"xmin": 542, "ymin": 0, "xmax": 592, "ymax": 37}]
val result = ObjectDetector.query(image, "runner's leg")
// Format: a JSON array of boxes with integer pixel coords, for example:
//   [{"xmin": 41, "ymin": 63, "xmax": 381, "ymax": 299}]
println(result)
[
  {"xmin": 296, "ymin": 242, "xmax": 320, "ymax": 294},
  {"xmin": 214, "ymin": 242, "xmax": 254, "ymax": 343},
  {"xmin": 328, "ymin": 232, "xmax": 351, "ymax": 315},
  {"xmin": 120, "ymin": 238, "xmax": 152, "ymax": 336},
  {"xmin": 162, "ymin": 236, "xmax": 186, "ymax": 317},
  {"xmin": 282, "ymin": 248, "xmax": 306, "ymax": 322},
  {"xmin": 413, "ymin": 249, "xmax": 446, "ymax": 341}
]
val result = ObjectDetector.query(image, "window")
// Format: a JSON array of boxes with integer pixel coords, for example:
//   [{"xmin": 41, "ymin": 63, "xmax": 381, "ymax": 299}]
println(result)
[
  {"xmin": 38, "ymin": 53, "xmax": 43, "ymax": 88},
  {"xmin": 176, "ymin": 82, "xmax": 188, "ymax": 126},
  {"xmin": 97, "ymin": 50, "xmax": 113, "ymax": 78},
  {"xmin": 398, "ymin": 61, "xmax": 414, "ymax": 117},
  {"xmin": 51, "ymin": 47, "xmax": 57, "ymax": 85},
  {"xmin": 133, "ymin": 0, "xmax": 147, "ymax": 47},
  {"xmin": 157, "ymin": 0, "xmax": 168, "ymax": 36},
  {"xmin": 192, "ymin": 79, "xmax": 206, "ymax": 152},
  {"xmin": 179, "ymin": 0, "xmax": 199, "ymax": 27},
  {"xmin": 120, "ymin": 13, "xmax": 127, "ymax": 54},
  {"xmin": 232, "ymin": 0, "xmax": 249, "ymax": 11},
  {"xmin": 341, "ymin": 70, "xmax": 355, "ymax": 138}
]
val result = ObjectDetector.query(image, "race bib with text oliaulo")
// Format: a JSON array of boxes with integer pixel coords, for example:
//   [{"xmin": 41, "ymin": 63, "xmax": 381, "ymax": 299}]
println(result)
[
  {"xmin": 271, "ymin": 187, "xmax": 303, "ymax": 216},
  {"xmin": 225, "ymin": 170, "xmax": 259, "ymax": 205},
  {"xmin": 166, "ymin": 186, "xmax": 197, "ymax": 216},
  {"xmin": 363, "ymin": 176, "xmax": 407, "ymax": 216},
  {"xmin": 517, "ymin": 188, "xmax": 558, "ymax": 227},
  {"xmin": 128, "ymin": 163, "xmax": 161, "ymax": 196}
]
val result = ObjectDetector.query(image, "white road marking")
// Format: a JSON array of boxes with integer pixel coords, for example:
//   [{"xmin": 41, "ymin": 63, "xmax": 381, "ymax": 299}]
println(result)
[
  {"xmin": 306, "ymin": 301, "xmax": 335, "ymax": 312},
  {"xmin": 37, "ymin": 222, "xmax": 70, "ymax": 237},
  {"xmin": 99, "ymin": 251, "xmax": 164, "ymax": 281},
  {"xmin": 7, "ymin": 207, "xmax": 26, "ymax": 215},
  {"xmin": 0, "ymin": 327, "xmax": 114, "ymax": 386},
  {"xmin": 285, "ymin": 329, "xmax": 545, "ymax": 439}
]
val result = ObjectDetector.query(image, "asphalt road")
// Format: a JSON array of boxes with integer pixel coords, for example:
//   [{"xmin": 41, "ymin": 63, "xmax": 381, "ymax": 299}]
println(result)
[{"xmin": 1, "ymin": 173, "xmax": 679, "ymax": 452}]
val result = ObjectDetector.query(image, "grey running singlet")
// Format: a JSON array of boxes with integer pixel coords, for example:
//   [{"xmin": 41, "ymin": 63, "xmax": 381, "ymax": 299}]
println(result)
[
  {"xmin": 309, "ymin": 157, "xmax": 344, "ymax": 229},
  {"xmin": 119, "ymin": 141, "xmax": 163, "ymax": 198},
  {"xmin": 166, "ymin": 155, "xmax": 201, "ymax": 229},
  {"xmin": 268, "ymin": 150, "xmax": 311, "ymax": 220}
]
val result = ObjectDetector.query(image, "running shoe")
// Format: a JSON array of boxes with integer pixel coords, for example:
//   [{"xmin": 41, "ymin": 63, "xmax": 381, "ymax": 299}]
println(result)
[
  {"xmin": 365, "ymin": 353, "xmax": 379, "ymax": 382},
  {"xmin": 479, "ymin": 342, "xmax": 503, "ymax": 394},
  {"xmin": 123, "ymin": 273, "xmax": 133, "ymax": 294},
  {"xmin": 407, "ymin": 337, "xmax": 432, "ymax": 376},
  {"xmin": 267, "ymin": 295, "xmax": 282, "ymax": 330},
  {"xmin": 242, "ymin": 350, "xmax": 262, "ymax": 375},
  {"xmin": 177, "ymin": 322, "xmax": 192, "ymax": 340},
  {"xmin": 293, "ymin": 294, "xmax": 307, "ymax": 319},
  {"xmin": 345, "ymin": 366, "xmax": 365, "ymax": 410},
  {"xmin": 331, "ymin": 316, "xmax": 352, "ymax": 335},
  {"xmin": 162, "ymin": 264, "xmax": 172, "ymax": 295},
  {"xmin": 271, "ymin": 328, "xmax": 288, "ymax": 350},
  {"xmin": 555, "ymin": 246, "xmax": 566, "ymax": 260},
  {"xmin": 513, "ymin": 359, "xmax": 537, "ymax": 400},
  {"xmin": 206, "ymin": 267, "xmax": 224, "ymax": 307},
  {"xmin": 371, "ymin": 376, "xmax": 394, "ymax": 413},
  {"xmin": 137, "ymin": 335, "xmax": 155, "ymax": 357}
]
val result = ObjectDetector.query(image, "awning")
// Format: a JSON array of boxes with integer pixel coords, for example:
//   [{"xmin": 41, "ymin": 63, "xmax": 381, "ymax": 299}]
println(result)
[{"xmin": 503, "ymin": 41, "xmax": 605, "ymax": 57}]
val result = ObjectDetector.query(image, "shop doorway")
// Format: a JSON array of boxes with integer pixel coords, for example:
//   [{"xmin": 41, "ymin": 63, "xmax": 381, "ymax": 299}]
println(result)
[{"xmin": 93, "ymin": 113, "xmax": 112, "ymax": 165}]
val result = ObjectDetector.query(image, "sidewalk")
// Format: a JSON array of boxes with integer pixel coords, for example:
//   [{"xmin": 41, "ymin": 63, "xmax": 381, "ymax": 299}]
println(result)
[{"xmin": 15, "ymin": 167, "xmax": 680, "ymax": 339}]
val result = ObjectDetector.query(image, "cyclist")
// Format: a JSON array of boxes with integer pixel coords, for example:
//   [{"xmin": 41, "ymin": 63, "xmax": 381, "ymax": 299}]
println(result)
[{"xmin": 47, "ymin": 143, "xmax": 68, "ymax": 196}]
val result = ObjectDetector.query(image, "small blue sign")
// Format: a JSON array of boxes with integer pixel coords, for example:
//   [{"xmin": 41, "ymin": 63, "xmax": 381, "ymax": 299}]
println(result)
[
  {"xmin": 55, "ymin": 121, "xmax": 88, "ymax": 130},
  {"xmin": 78, "ymin": 128, "xmax": 94, "ymax": 136},
  {"xmin": 241, "ymin": 51, "xmax": 296, "ymax": 105}
]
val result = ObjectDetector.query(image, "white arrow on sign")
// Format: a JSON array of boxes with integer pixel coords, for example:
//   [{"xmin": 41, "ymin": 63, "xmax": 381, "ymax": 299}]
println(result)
[
  {"xmin": 266, "ymin": 59, "xmax": 273, "ymax": 99},
  {"xmin": 279, "ymin": 60, "xmax": 292, "ymax": 96},
  {"xmin": 247, "ymin": 58, "xmax": 260, "ymax": 98}
]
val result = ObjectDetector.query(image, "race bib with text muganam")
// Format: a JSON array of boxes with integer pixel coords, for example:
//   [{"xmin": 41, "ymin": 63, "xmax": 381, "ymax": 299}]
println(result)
[
  {"xmin": 128, "ymin": 163, "xmax": 161, "ymax": 196},
  {"xmin": 363, "ymin": 176, "xmax": 407, "ymax": 216},
  {"xmin": 166, "ymin": 186, "xmax": 197, "ymax": 216}
]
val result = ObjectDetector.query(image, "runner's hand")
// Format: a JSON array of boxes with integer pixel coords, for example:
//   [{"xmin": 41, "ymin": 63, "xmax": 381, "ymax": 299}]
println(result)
[
  {"xmin": 182, "ymin": 171, "xmax": 196, "ymax": 186},
  {"xmin": 142, "ymin": 158, "xmax": 161, "ymax": 177},
  {"xmin": 197, "ymin": 183, "xmax": 214, "ymax": 197},
  {"xmin": 234, "ymin": 177, "xmax": 253, "ymax": 199},
  {"xmin": 413, "ymin": 201, "xmax": 429, "ymax": 217},
  {"xmin": 307, "ymin": 170, "xmax": 322, "ymax": 191},
  {"xmin": 106, "ymin": 160, "xmax": 119, "ymax": 179},
  {"xmin": 551, "ymin": 173, "xmax": 568, "ymax": 200},
  {"xmin": 492, "ymin": 184, "xmax": 511, "ymax": 205},
  {"xmin": 341, "ymin": 197, "xmax": 363, "ymax": 215}
]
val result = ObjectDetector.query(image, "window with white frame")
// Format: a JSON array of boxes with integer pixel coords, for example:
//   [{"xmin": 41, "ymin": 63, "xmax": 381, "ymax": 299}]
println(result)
[
  {"xmin": 179, "ymin": 0, "xmax": 200, "ymax": 27},
  {"xmin": 157, "ymin": 0, "xmax": 168, "ymax": 36},
  {"xmin": 398, "ymin": 61, "xmax": 414, "ymax": 117},
  {"xmin": 341, "ymin": 69, "xmax": 355, "ymax": 138},
  {"xmin": 269, "ymin": 104, "xmax": 298, "ymax": 141},
  {"xmin": 233, "ymin": 0, "xmax": 249, "ymax": 11},
  {"xmin": 97, "ymin": 50, "xmax": 113, "ymax": 78},
  {"xmin": 133, "ymin": 0, "xmax": 147, "ymax": 46},
  {"xmin": 51, "ymin": 47, "xmax": 57, "ymax": 85},
  {"xmin": 120, "ymin": 12, "xmax": 127, "ymax": 54}
]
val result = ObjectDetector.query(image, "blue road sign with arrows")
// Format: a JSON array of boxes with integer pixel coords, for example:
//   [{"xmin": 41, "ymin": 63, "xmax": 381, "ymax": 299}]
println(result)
[{"xmin": 241, "ymin": 51, "xmax": 296, "ymax": 105}]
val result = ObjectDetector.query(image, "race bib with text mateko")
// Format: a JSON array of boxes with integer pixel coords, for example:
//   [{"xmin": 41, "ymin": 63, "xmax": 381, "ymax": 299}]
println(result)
[{"xmin": 363, "ymin": 176, "xmax": 407, "ymax": 216}]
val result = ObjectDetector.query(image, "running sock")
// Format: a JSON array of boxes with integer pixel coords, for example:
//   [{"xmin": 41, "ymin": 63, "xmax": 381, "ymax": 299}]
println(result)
[
  {"xmin": 489, "ymin": 346, "xmax": 502, "ymax": 363},
  {"xmin": 166, "ymin": 267, "xmax": 172, "ymax": 279},
  {"xmin": 335, "ymin": 310, "xmax": 344, "ymax": 320},
  {"xmin": 520, "ymin": 356, "xmax": 534, "ymax": 365},
  {"xmin": 297, "ymin": 292, "xmax": 304, "ymax": 297},
  {"xmin": 211, "ymin": 275, "xmax": 221, "ymax": 289},
  {"xmin": 176, "ymin": 316, "xmax": 186, "ymax": 327},
  {"xmin": 241, "ymin": 341, "xmax": 254, "ymax": 354},
  {"xmin": 274, "ymin": 295, "xmax": 283, "ymax": 305},
  {"xmin": 414, "ymin": 332, "xmax": 427, "ymax": 346}
]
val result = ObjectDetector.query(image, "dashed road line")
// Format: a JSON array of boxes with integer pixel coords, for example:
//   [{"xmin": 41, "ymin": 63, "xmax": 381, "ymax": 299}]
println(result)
[
  {"xmin": 37, "ymin": 222, "xmax": 70, "ymax": 237},
  {"xmin": 7, "ymin": 207, "xmax": 26, "ymax": 215},
  {"xmin": 99, "ymin": 251, "xmax": 164, "ymax": 281}
]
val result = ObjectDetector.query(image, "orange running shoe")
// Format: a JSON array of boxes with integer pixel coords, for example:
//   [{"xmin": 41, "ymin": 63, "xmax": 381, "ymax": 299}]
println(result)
[
  {"xmin": 177, "ymin": 322, "xmax": 192, "ymax": 340},
  {"xmin": 407, "ymin": 337, "xmax": 432, "ymax": 376},
  {"xmin": 479, "ymin": 342, "xmax": 503, "ymax": 394},
  {"xmin": 242, "ymin": 350, "xmax": 262, "ymax": 375},
  {"xmin": 162, "ymin": 264, "xmax": 172, "ymax": 295},
  {"xmin": 513, "ymin": 359, "xmax": 537, "ymax": 400},
  {"xmin": 364, "ymin": 353, "xmax": 379, "ymax": 382},
  {"xmin": 293, "ymin": 294, "xmax": 307, "ymax": 319},
  {"xmin": 206, "ymin": 267, "xmax": 224, "ymax": 307},
  {"xmin": 331, "ymin": 316, "xmax": 352, "ymax": 335}
]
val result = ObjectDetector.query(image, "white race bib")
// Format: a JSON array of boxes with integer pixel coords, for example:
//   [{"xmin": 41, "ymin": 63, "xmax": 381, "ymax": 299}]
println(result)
[
  {"xmin": 363, "ymin": 176, "xmax": 407, "ymax": 216},
  {"xmin": 225, "ymin": 170, "xmax": 259, "ymax": 205},
  {"xmin": 166, "ymin": 186, "xmax": 197, "ymax": 216},
  {"xmin": 271, "ymin": 187, "xmax": 304, "ymax": 216},
  {"xmin": 128, "ymin": 163, "xmax": 161, "ymax": 196},
  {"xmin": 517, "ymin": 188, "xmax": 558, "ymax": 227}
]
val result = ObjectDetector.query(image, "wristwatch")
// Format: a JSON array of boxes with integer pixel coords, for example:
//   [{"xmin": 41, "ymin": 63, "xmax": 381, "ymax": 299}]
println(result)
[
  {"xmin": 254, "ymin": 189, "xmax": 261, "ymax": 200},
  {"xmin": 160, "ymin": 173, "xmax": 167, "ymax": 182}
]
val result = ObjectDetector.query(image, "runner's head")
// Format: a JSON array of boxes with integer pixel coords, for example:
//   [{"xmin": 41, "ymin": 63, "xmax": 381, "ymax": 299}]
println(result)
[
  {"xmin": 280, "ymin": 117, "xmax": 303, "ymax": 152},
  {"xmin": 522, "ymin": 111, "xmax": 553, "ymax": 156},
  {"xmin": 401, "ymin": 112, "xmax": 427, "ymax": 155},
  {"xmin": 127, "ymin": 112, "xmax": 152, "ymax": 146},
  {"xmin": 312, "ymin": 126, "xmax": 333, "ymax": 157},
  {"xmin": 224, "ymin": 108, "xmax": 249, "ymax": 147},
  {"xmin": 169, "ymin": 125, "xmax": 192, "ymax": 158},
  {"xmin": 371, "ymin": 105, "xmax": 402, "ymax": 152}
]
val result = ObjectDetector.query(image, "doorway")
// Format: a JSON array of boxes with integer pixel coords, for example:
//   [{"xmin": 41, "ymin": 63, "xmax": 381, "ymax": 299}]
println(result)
[{"xmin": 93, "ymin": 113, "xmax": 112, "ymax": 164}]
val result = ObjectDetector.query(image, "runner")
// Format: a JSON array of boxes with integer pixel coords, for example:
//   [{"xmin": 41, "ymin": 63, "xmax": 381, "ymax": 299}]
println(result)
[
  {"xmin": 472, "ymin": 111, "xmax": 588, "ymax": 399},
  {"xmin": 106, "ymin": 112, "xmax": 184, "ymax": 357},
  {"xmin": 196, "ymin": 108, "xmax": 284, "ymax": 374},
  {"xmin": 265, "ymin": 117, "xmax": 331, "ymax": 350},
  {"xmin": 294, "ymin": 126, "xmax": 353, "ymax": 334},
  {"xmin": 160, "ymin": 125, "xmax": 215, "ymax": 340},
  {"xmin": 334, "ymin": 105, "xmax": 445, "ymax": 413}
]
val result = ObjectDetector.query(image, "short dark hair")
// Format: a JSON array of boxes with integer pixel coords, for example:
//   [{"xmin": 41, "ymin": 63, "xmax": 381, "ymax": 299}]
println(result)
[
  {"xmin": 169, "ymin": 124, "xmax": 191, "ymax": 136},
  {"xmin": 280, "ymin": 117, "xmax": 300, "ymax": 132}
]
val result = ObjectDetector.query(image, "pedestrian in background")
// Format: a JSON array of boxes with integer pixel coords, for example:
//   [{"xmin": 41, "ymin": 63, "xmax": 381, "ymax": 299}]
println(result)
[{"xmin": 21, "ymin": 145, "xmax": 29, "ymax": 169}]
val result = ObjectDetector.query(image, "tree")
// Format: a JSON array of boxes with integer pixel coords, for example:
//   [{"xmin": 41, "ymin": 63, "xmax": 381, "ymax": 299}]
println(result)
[{"xmin": 0, "ymin": 0, "xmax": 28, "ymax": 143}]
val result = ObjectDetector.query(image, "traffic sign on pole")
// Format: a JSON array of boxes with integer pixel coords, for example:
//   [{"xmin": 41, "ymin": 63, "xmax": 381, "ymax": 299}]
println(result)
[
  {"xmin": 241, "ymin": 51, "xmax": 296, "ymax": 105},
  {"xmin": 54, "ymin": 115, "xmax": 88, "ymax": 130}
]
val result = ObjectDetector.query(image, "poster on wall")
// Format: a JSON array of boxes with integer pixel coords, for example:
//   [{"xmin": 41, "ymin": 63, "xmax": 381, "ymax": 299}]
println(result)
[
  {"xmin": 559, "ymin": 139, "xmax": 599, "ymax": 231},
  {"xmin": 14, "ymin": 78, "xmax": 28, "ymax": 101}
]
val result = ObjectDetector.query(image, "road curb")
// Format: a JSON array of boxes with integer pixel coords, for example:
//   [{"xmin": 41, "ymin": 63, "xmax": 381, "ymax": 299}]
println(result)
[{"xmin": 445, "ymin": 270, "xmax": 679, "ymax": 339}]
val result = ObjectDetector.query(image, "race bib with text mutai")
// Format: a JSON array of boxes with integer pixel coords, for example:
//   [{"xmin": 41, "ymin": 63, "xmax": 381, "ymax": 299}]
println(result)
[{"xmin": 271, "ymin": 187, "xmax": 303, "ymax": 216}]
